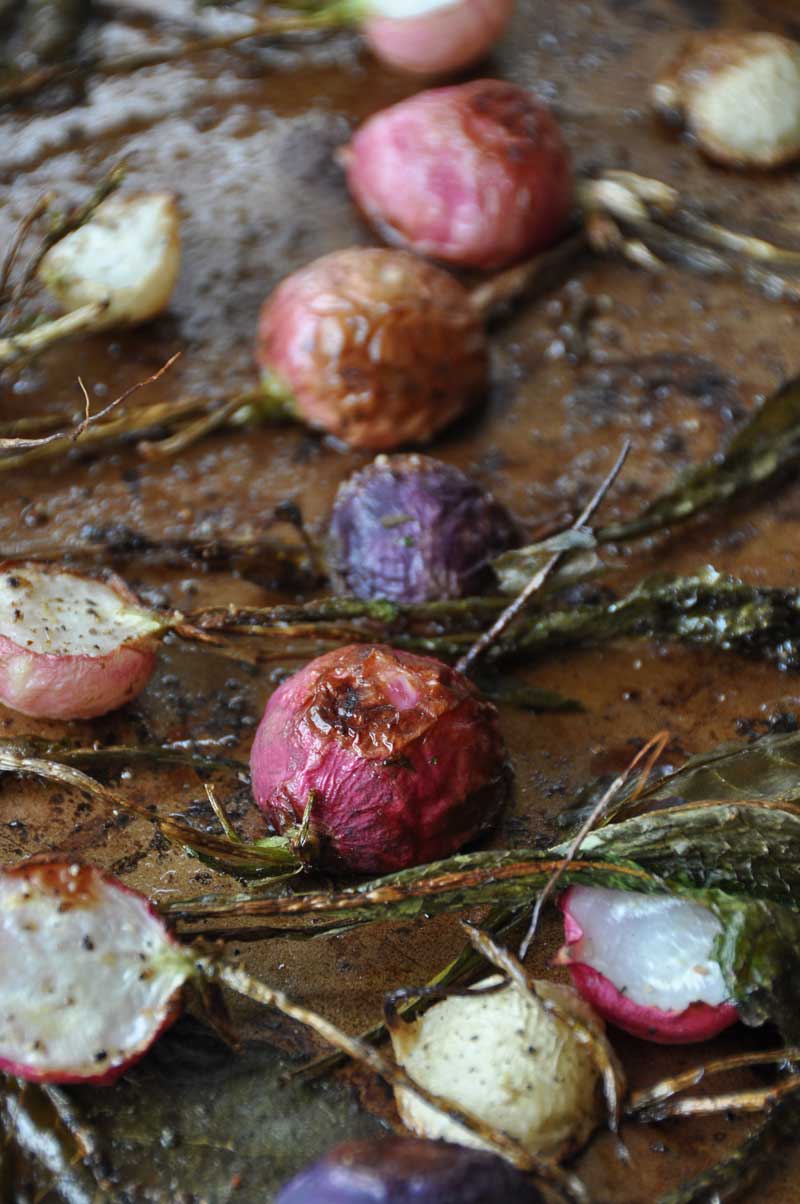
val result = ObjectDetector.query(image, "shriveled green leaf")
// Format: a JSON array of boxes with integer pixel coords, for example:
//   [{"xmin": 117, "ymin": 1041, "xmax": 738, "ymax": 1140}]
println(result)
[
  {"xmin": 601, "ymin": 375, "xmax": 800, "ymax": 543},
  {"xmin": 491, "ymin": 526, "xmax": 600, "ymax": 595},
  {"xmin": 574, "ymin": 801, "xmax": 800, "ymax": 906}
]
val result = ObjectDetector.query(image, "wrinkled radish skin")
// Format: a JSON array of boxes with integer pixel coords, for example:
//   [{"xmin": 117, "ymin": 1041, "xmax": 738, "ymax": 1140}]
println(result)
[
  {"xmin": 256, "ymin": 249, "xmax": 487, "ymax": 450},
  {"xmin": 344, "ymin": 81, "xmax": 572, "ymax": 269},
  {"xmin": 390, "ymin": 975, "xmax": 607, "ymax": 1159},
  {"xmin": 559, "ymin": 887, "xmax": 738, "ymax": 1044},
  {"xmin": 364, "ymin": 0, "xmax": 514, "ymax": 76},
  {"xmin": 0, "ymin": 860, "xmax": 191, "ymax": 1084},
  {"xmin": 250, "ymin": 644, "xmax": 510, "ymax": 874},
  {"xmin": 39, "ymin": 192, "xmax": 181, "ymax": 328},
  {"xmin": 653, "ymin": 33, "xmax": 800, "ymax": 169},
  {"xmin": 0, "ymin": 564, "xmax": 162, "ymax": 720}
]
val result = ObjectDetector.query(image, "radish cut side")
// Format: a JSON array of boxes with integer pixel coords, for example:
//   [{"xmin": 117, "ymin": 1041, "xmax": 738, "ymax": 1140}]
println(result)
[
  {"xmin": 0, "ymin": 563, "xmax": 162, "ymax": 719},
  {"xmin": 559, "ymin": 886, "xmax": 739, "ymax": 1045},
  {"xmin": 0, "ymin": 861, "xmax": 192, "ymax": 1084}
]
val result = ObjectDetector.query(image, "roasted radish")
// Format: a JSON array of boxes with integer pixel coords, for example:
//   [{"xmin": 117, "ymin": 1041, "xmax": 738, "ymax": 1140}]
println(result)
[
  {"xmin": 249, "ymin": 643, "xmax": 510, "ymax": 874},
  {"xmin": 389, "ymin": 975, "xmax": 606, "ymax": 1159},
  {"xmin": 327, "ymin": 454, "xmax": 519, "ymax": 602},
  {"xmin": 344, "ymin": 81, "xmax": 573, "ymax": 269},
  {"xmin": 652, "ymin": 32, "xmax": 800, "ymax": 169},
  {"xmin": 275, "ymin": 1136, "xmax": 543, "ymax": 1203},
  {"xmin": 362, "ymin": 0, "xmax": 515, "ymax": 76},
  {"xmin": 558, "ymin": 886, "xmax": 739, "ymax": 1044},
  {"xmin": 38, "ymin": 191, "xmax": 182, "ymax": 329},
  {"xmin": 0, "ymin": 859, "xmax": 191, "ymax": 1084},
  {"xmin": 0, "ymin": 563, "xmax": 162, "ymax": 720},
  {"xmin": 255, "ymin": 248, "xmax": 488, "ymax": 450}
]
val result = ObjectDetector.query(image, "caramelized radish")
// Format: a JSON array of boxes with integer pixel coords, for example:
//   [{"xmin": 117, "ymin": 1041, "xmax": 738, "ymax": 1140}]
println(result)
[
  {"xmin": 558, "ymin": 886, "xmax": 739, "ymax": 1044},
  {"xmin": 256, "ymin": 248, "xmax": 487, "ymax": 450},
  {"xmin": 249, "ymin": 643, "xmax": 510, "ymax": 874},
  {"xmin": 0, "ymin": 859, "xmax": 191, "ymax": 1085},
  {"xmin": 0, "ymin": 563, "xmax": 162, "ymax": 720}
]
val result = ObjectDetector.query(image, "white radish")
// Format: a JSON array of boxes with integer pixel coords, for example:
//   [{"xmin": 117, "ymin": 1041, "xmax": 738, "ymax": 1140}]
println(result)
[
  {"xmin": 389, "ymin": 975, "xmax": 605, "ymax": 1160},
  {"xmin": 0, "ymin": 562, "xmax": 163, "ymax": 719},
  {"xmin": 653, "ymin": 32, "xmax": 800, "ymax": 169},
  {"xmin": 38, "ymin": 191, "xmax": 181, "ymax": 330}
]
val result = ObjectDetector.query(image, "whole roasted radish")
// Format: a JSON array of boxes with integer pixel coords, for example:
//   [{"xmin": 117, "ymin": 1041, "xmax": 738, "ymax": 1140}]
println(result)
[
  {"xmin": 389, "ymin": 974, "xmax": 609, "ymax": 1158},
  {"xmin": 249, "ymin": 643, "xmax": 511, "ymax": 874},
  {"xmin": 0, "ymin": 563, "xmax": 162, "ymax": 720},
  {"xmin": 344, "ymin": 81, "xmax": 573, "ymax": 269},
  {"xmin": 275, "ymin": 1136, "xmax": 543, "ymax": 1204},
  {"xmin": 327, "ymin": 454, "xmax": 519, "ymax": 602},
  {"xmin": 558, "ymin": 886, "xmax": 738, "ymax": 1044},
  {"xmin": 256, "ymin": 248, "xmax": 488, "ymax": 450}
]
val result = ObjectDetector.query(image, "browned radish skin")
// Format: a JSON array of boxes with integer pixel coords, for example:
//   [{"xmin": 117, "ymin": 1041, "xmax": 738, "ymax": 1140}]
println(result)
[
  {"xmin": 0, "ymin": 563, "xmax": 163, "ymax": 720},
  {"xmin": 255, "ymin": 249, "xmax": 488, "ymax": 451},
  {"xmin": 0, "ymin": 859, "xmax": 192, "ymax": 1085},
  {"xmin": 652, "ymin": 32, "xmax": 800, "ymax": 169},
  {"xmin": 363, "ymin": 0, "xmax": 515, "ymax": 76}
]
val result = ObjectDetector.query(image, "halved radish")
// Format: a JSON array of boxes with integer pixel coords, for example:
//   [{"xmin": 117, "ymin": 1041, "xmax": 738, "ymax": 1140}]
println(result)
[
  {"xmin": 557, "ymin": 886, "xmax": 739, "ymax": 1045},
  {"xmin": 0, "ymin": 562, "xmax": 163, "ymax": 720},
  {"xmin": 363, "ymin": 0, "xmax": 515, "ymax": 76},
  {"xmin": 0, "ymin": 859, "xmax": 193, "ymax": 1084}
]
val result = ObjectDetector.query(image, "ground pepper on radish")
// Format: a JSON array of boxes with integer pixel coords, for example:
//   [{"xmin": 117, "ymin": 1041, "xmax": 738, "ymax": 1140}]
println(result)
[{"xmin": 343, "ymin": 80, "xmax": 573, "ymax": 269}]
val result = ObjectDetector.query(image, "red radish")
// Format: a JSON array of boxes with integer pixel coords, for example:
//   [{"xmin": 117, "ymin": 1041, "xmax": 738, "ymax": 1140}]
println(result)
[
  {"xmin": 557, "ymin": 886, "xmax": 738, "ymax": 1045},
  {"xmin": 255, "ymin": 248, "xmax": 488, "ymax": 451},
  {"xmin": 0, "ymin": 563, "xmax": 162, "ymax": 720},
  {"xmin": 249, "ymin": 643, "xmax": 511, "ymax": 874},
  {"xmin": 0, "ymin": 859, "xmax": 192, "ymax": 1085},
  {"xmin": 362, "ymin": 0, "xmax": 515, "ymax": 76},
  {"xmin": 343, "ymin": 81, "xmax": 573, "ymax": 270}
]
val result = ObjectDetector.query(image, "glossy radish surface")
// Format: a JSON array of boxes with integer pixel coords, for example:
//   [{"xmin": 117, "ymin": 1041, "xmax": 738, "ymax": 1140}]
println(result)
[
  {"xmin": 344, "ymin": 81, "xmax": 572, "ymax": 269},
  {"xmin": 363, "ymin": 0, "xmax": 515, "ymax": 76},
  {"xmin": 255, "ymin": 248, "xmax": 487, "ymax": 451},
  {"xmin": 0, "ymin": 562, "xmax": 162, "ymax": 719},
  {"xmin": 274, "ymin": 1136, "xmax": 544, "ymax": 1203},
  {"xmin": 38, "ymin": 192, "xmax": 181, "ymax": 328},
  {"xmin": 250, "ymin": 643, "xmax": 510, "ymax": 874},
  {"xmin": 327, "ymin": 454, "xmax": 519, "ymax": 602},
  {"xmin": 0, "ymin": 860, "xmax": 191, "ymax": 1084},
  {"xmin": 559, "ymin": 886, "xmax": 738, "ymax": 1044}
]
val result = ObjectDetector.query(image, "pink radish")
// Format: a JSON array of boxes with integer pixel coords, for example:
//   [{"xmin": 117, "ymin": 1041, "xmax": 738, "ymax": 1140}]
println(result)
[
  {"xmin": 255, "ymin": 248, "xmax": 488, "ymax": 450},
  {"xmin": 249, "ymin": 643, "xmax": 511, "ymax": 874},
  {"xmin": 0, "ymin": 858, "xmax": 191, "ymax": 1085},
  {"xmin": 557, "ymin": 886, "xmax": 739, "ymax": 1045},
  {"xmin": 362, "ymin": 0, "xmax": 515, "ymax": 76},
  {"xmin": 0, "ymin": 562, "xmax": 162, "ymax": 720},
  {"xmin": 343, "ymin": 80, "xmax": 573, "ymax": 270}
]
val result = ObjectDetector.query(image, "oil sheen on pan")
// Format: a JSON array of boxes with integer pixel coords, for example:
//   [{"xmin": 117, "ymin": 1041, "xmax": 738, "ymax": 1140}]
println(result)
[{"xmin": 2, "ymin": 0, "xmax": 800, "ymax": 1200}]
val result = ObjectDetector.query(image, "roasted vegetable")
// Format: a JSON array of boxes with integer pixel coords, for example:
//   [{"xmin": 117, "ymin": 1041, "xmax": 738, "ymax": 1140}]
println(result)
[
  {"xmin": 274, "ymin": 1136, "xmax": 544, "ymax": 1204},
  {"xmin": 344, "ymin": 81, "xmax": 572, "ymax": 269},
  {"xmin": 255, "ymin": 248, "xmax": 488, "ymax": 451},
  {"xmin": 652, "ymin": 32, "xmax": 800, "ymax": 169},
  {"xmin": 558, "ymin": 886, "xmax": 739, "ymax": 1044},
  {"xmin": 0, "ymin": 562, "xmax": 162, "ymax": 720},
  {"xmin": 249, "ymin": 643, "xmax": 511, "ymax": 874},
  {"xmin": 327, "ymin": 454, "xmax": 519, "ymax": 602}
]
